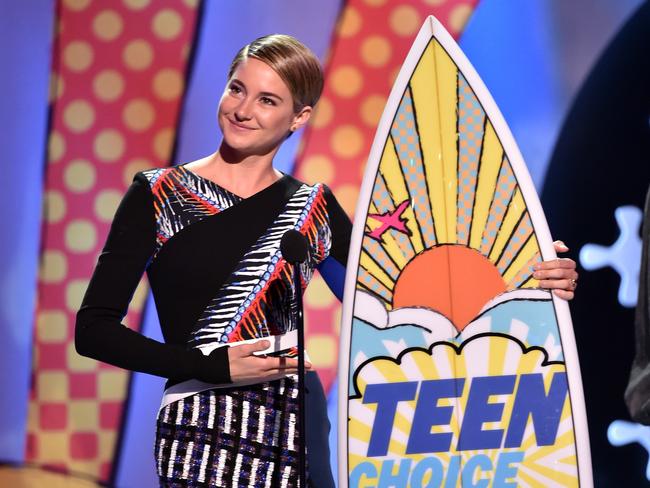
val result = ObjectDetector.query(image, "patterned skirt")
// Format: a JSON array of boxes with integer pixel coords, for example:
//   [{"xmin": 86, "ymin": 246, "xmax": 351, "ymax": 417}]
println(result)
[{"xmin": 155, "ymin": 377, "xmax": 304, "ymax": 487}]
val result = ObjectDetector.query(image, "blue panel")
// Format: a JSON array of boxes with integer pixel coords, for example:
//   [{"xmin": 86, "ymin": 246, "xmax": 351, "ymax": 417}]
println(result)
[
  {"xmin": 0, "ymin": 0, "xmax": 55, "ymax": 463},
  {"xmin": 459, "ymin": 0, "xmax": 643, "ymax": 189},
  {"xmin": 327, "ymin": 378, "xmax": 339, "ymax": 486},
  {"xmin": 114, "ymin": 296, "xmax": 165, "ymax": 488},
  {"xmin": 459, "ymin": 1, "xmax": 561, "ymax": 189},
  {"xmin": 175, "ymin": 0, "xmax": 342, "ymax": 174}
]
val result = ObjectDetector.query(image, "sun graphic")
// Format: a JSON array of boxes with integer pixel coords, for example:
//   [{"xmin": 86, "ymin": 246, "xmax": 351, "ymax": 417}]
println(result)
[
  {"xmin": 393, "ymin": 244, "xmax": 506, "ymax": 331},
  {"xmin": 357, "ymin": 37, "xmax": 542, "ymax": 327}
]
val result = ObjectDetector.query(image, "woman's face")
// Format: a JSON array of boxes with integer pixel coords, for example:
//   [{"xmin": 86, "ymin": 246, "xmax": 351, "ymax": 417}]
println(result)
[{"xmin": 218, "ymin": 57, "xmax": 311, "ymax": 158}]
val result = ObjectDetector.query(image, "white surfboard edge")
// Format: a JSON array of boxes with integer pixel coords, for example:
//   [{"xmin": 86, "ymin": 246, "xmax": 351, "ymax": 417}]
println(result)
[{"xmin": 337, "ymin": 15, "xmax": 593, "ymax": 487}]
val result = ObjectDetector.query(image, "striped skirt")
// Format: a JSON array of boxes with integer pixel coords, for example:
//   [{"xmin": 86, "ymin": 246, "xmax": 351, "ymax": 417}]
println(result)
[{"xmin": 155, "ymin": 377, "xmax": 304, "ymax": 487}]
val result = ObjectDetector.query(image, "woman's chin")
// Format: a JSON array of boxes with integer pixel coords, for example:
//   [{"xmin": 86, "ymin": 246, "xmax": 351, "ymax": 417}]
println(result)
[{"xmin": 219, "ymin": 140, "xmax": 278, "ymax": 162}]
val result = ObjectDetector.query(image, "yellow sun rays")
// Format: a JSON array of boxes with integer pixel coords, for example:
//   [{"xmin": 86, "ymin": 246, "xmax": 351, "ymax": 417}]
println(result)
[
  {"xmin": 413, "ymin": 40, "xmax": 458, "ymax": 244},
  {"xmin": 358, "ymin": 37, "xmax": 543, "ymax": 310}
]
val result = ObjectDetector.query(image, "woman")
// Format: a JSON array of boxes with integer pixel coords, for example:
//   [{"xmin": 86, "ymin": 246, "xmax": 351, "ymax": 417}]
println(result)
[{"xmin": 76, "ymin": 34, "xmax": 578, "ymax": 487}]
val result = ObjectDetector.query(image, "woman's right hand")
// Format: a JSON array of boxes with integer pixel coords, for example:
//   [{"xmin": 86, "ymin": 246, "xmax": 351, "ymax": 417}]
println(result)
[{"xmin": 227, "ymin": 340, "xmax": 312, "ymax": 383}]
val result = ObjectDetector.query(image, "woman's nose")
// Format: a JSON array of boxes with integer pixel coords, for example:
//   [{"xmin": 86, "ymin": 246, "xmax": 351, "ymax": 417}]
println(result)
[{"xmin": 234, "ymin": 97, "xmax": 253, "ymax": 120}]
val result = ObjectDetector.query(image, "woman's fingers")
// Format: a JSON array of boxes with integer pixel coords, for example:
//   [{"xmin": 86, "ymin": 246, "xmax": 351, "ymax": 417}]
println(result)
[
  {"xmin": 227, "ymin": 340, "xmax": 312, "ymax": 382},
  {"xmin": 265, "ymin": 368, "xmax": 299, "ymax": 377},
  {"xmin": 532, "ymin": 255, "xmax": 579, "ymax": 300},
  {"xmin": 552, "ymin": 289, "xmax": 575, "ymax": 300},
  {"xmin": 229, "ymin": 340, "xmax": 270, "ymax": 359},
  {"xmin": 553, "ymin": 240, "xmax": 569, "ymax": 253},
  {"xmin": 534, "ymin": 257, "xmax": 576, "ymax": 270},
  {"xmin": 537, "ymin": 277, "xmax": 577, "ymax": 290},
  {"xmin": 534, "ymin": 268, "xmax": 579, "ymax": 281},
  {"xmin": 533, "ymin": 257, "xmax": 578, "ymax": 294},
  {"xmin": 261, "ymin": 356, "xmax": 312, "ymax": 372}
]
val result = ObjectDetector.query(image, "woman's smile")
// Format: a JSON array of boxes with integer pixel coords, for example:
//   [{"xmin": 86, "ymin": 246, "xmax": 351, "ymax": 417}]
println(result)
[
  {"xmin": 227, "ymin": 118, "xmax": 256, "ymax": 131},
  {"xmin": 217, "ymin": 57, "xmax": 310, "ymax": 159}
]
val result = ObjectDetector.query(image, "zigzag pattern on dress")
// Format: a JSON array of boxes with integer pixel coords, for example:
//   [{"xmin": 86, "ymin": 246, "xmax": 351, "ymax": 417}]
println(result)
[
  {"xmin": 142, "ymin": 165, "xmax": 241, "ymax": 256},
  {"xmin": 190, "ymin": 183, "xmax": 331, "ymax": 348}
]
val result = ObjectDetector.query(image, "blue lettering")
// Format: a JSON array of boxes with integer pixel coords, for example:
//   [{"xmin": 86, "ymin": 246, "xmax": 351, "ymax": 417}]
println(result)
[
  {"xmin": 364, "ymin": 382, "xmax": 418, "ymax": 456},
  {"xmin": 406, "ymin": 379, "xmax": 465, "ymax": 454},
  {"xmin": 461, "ymin": 454, "xmax": 491, "ymax": 488},
  {"xmin": 458, "ymin": 375, "xmax": 516, "ymax": 451},
  {"xmin": 351, "ymin": 451, "xmax": 525, "ymax": 487},
  {"xmin": 350, "ymin": 461, "xmax": 378, "ymax": 488},
  {"xmin": 378, "ymin": 459, "xmax": 412, "ymax": 488},
  {"xmin": 504, "ymin": 372, "xmax": 568, "ymax": 448},
  {"xmin": 411, "ymin": 457, "xmax": 444, "ymax": 488},
  {"xmin": 493, "ymin": 451, "xmax": 524, "ymax": 487},
  {"xmin": 444, "ymin": 455, "xmax": 461, "ymax": 488}
]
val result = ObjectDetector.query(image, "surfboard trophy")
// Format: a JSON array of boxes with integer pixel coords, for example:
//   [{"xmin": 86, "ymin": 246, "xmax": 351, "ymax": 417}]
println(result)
[{"xmin": 338, "ymin": 16, "xmax": 593, "ymax": 487}]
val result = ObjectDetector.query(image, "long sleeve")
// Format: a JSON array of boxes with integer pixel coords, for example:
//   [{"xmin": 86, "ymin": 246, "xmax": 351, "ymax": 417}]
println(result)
[
  {"xmin": 318, "ymin": 184, "xmax": 353, "ymax": 302},
  {"xmin": 75, "ymin": 172, "xmax": 231, "ymax": 384}
]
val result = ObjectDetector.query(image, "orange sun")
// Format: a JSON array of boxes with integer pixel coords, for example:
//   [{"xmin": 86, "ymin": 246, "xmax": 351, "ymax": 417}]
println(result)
[{"xmin": 392, "ymin": 244, "xmax": 506, "ymax": 332}]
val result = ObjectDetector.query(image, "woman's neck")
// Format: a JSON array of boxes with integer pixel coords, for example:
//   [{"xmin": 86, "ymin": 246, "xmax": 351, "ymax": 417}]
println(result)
[{"xmin": 187, "ymin": 148, "xmax": 283, "ymax": 198}]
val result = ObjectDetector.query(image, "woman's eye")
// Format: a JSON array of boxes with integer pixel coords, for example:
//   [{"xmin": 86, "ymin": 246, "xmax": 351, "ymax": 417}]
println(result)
[
  {"xmin": 228, "ymin": 84, "xmax": 242, "ymax": 94},
  {"xmin": 260, "ymin": 97, "xmax": 276, "ymax": 106}
]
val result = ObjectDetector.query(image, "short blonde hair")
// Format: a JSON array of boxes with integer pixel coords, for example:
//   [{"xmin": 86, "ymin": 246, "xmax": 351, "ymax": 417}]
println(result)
[{"xmin": 228, "ymin": 34, "xmax": 324, "ymax": 113}]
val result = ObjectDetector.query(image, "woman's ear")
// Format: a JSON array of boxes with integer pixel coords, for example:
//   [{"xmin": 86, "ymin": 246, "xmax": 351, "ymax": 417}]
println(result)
[{"xmin": 291, "ymin": 106, "xmax": 313, "ymax": 132}]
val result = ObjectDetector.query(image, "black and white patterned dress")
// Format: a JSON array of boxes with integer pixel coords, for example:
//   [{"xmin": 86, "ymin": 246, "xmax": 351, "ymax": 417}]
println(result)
[{"xmin": 76, "ymin": 164, "xmax": 351, "ymax": 487}]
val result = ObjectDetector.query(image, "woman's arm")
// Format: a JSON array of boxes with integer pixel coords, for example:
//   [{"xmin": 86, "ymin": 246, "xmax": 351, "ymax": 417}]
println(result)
[
  {"xmin": 75, "ymin": 173, "xmax": 231, "ymax": 384},
  {"xmin": 318, "ymin": 185, "xmax": 352, "ymax": 301}
]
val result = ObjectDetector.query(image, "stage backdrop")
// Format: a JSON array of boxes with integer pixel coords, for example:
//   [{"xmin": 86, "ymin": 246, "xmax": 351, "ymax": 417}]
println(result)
[{"xmin": 0, "ymin": 0, "xmax": 648, "ymax": 486}]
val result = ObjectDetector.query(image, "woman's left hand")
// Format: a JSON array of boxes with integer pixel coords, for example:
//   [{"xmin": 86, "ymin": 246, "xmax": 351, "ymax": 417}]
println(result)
[{"xmin": 533, "ymin": 240, "xmax": 579, "ymax": 300}]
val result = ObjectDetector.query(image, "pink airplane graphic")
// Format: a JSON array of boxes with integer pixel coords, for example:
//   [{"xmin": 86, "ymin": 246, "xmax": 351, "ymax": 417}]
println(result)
[{"xmin": 366, "ymin": 199, "xmax": 411, "ymax": 241}]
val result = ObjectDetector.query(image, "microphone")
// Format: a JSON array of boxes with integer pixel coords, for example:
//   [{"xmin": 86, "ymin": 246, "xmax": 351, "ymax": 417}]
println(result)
[
  {"xmin": 280, "ymin": 228, "xmax": 309, "ymax": 486},
  {"xmin": 280, "ymin": 229, "xmax": 310, "ymax": 263}
]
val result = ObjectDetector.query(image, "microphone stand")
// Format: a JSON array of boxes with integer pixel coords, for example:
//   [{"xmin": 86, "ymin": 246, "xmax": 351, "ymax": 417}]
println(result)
[
  {"xmin": 290, "ymin": 259, "xmax": 308, "ymax": 488},
  {"xmin": 281, "ymin": 229, "xmax": 310, "ymax": 487}
]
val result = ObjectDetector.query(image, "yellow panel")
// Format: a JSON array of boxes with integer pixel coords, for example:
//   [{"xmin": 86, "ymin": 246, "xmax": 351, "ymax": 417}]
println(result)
[
  {"xmin": 410, "ymin": 41, "xmax": 447, "ymax": 242},
  {"xmin": 518, "ymin": 467, "xmax": 577, "ymax": 488},
  {"xmin": 359, "ymin": 250, "xmax": 395, "ymax": 290},
  {"xmin": 37, "ymin": 432, "xmax": 71, "ymax": 463},
  {"xmin": 349, "ymin": 417, "xmax": 373, "ymax": 440},
  {"xmin": 379, "ymin": 140, "xmax": 425, "ymax": 254},
  {"xmin": 98, "ymin": 370, "xmax": 127, "ymax": 400},
  {"xmin": 489, "ymin": 189, "xmax": 525, "ymax": 263},
  {"xmin": 488, "ymin": 334, "xmax": 508, "ymax": 376},
  {"xmin": 393, "ymin": 410, "xmax": 414, "ymax": 437},
  {"xmin": 365, "ymin": 215, "xmax": 381, "ymax": 233},
  {"xmin": 355, "ymin": 373, "xmax": 369, "ymax": 394},
  {"xmin": 364, "ymin": 202, "xmax": 409, "ymax": 270},
  {"xmin": 503, "ymin": 236, "xmax": 539, "ymax": 284},
  {"xmin": 0, "ymin": 467, "xmax": 102, "ymax": 488},
  {"xmin": 526, "ymin": 461, "xmax": 578, "ymax": 486},
  {"xmin": 388, "ymin": 438, "xmax": 408, "ymax": 457},
  {"xmin": 37, "ymin": 372, "xmax": 69, "ymax": 402},
  {"xmin": 69, "ymin": 401, "xmax": 99, "ymax": 431},
  {"xmin": 414, "ymin": 349, "xmax": 438, "ymax": 378},
  {"xmin": 449, "ymin": 344, "xmax": 466, "ymax": 378},
  {"xmin": 469, "ymin": 121, "xmax": 503, "ymax": 249},
  {"xmin": 433, "ymin": 41, "xmax": 459, "ymax": 243}
]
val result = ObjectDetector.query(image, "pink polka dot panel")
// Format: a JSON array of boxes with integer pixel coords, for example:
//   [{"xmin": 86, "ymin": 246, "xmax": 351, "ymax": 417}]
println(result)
[
  {"xmin": 29, "ymin": 1, "xmax": 200, "ymax": 482},
  {"xmin": 293, "ymin": 0, "xmax": 479, "ymax": 392}
]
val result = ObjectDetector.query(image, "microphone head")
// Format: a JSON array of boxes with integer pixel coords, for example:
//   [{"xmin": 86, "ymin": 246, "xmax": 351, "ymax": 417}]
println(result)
[{"xmin": 281, "ymin": 229, "xmax": 310, "ymax": 263}]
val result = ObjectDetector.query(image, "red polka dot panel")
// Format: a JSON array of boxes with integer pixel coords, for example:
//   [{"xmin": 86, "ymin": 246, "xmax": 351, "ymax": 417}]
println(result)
[
  {"xmin": 29, "ymin": 0, "xmax": 199, "ymax": 481},
  {"xmin": 295, "ymin": 0, "xmax": 479, "ymax": 391}
]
